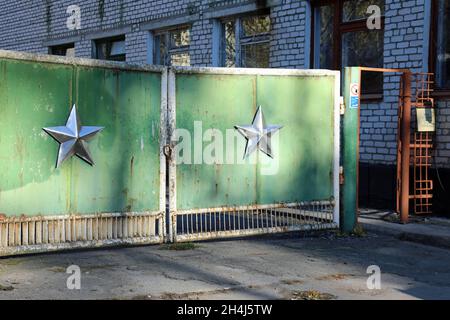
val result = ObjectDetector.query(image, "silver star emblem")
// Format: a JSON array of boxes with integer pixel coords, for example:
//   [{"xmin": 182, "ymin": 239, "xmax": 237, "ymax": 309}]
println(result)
[
  {"xmin": 43, "ymin": 105, "xmax": 104, "ymax": 168},
  {"xmin": 235, "ymin": 106, "xmax": 282, "ymax": 159}
]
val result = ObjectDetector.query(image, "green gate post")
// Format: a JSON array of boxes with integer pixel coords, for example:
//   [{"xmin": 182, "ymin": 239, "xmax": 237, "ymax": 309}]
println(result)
[{"xmin": 341, "ymin": 67, "xmax": 360, "ymax": 233}]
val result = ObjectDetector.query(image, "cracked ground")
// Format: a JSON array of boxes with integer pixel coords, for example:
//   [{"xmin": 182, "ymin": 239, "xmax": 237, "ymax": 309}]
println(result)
[{"xmin": 1, "ymin": 232, "xmax": 449, "ymax": 300}]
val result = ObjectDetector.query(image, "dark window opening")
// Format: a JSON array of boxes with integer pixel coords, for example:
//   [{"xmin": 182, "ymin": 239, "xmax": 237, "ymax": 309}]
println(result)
[
  {"xmin": 49, "ymin": 43, "xmax": 75, "ymax": 57},
  {"xmin": 154, "ymin": 27, "xmax": 191, "ymax": 66},
  {"xmin": 94, "ymin": 36, "xmax": 126, "ymax": 62},
  {"xmin": 220, "ymin": 12, "xmax": 271, "ymax": 68},
  {"xmin": 312, "ymin": 0, "xmax": 385, "ymax": 97},
  {"xmin": 430, "ymin": 0, "xmax": 450, "ymax": 95}
]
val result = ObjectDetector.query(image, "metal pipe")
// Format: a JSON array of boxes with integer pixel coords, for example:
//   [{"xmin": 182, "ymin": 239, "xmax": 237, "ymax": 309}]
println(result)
[{"xmin": 400, "ymin": 72, "xmax": 412, "ymax": 223}]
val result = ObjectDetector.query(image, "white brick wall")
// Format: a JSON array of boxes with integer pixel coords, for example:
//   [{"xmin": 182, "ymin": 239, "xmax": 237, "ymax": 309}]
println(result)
[
  {"xmin": 436, "ymin": 100, "xmax": 450, "ymax": 166},
  {"xmin": 270, "ymin": 0, "xmax": 308, "ymax": 68}
]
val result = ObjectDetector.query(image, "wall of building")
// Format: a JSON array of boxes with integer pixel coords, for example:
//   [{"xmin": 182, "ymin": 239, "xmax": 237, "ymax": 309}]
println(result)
[
  {"xmin": 0, "ymin": 0, "xmax": 449, "ymax": 210},
  {"xmin": 0, "ymin": 0, "xmax": 48, "ymax": 54}
]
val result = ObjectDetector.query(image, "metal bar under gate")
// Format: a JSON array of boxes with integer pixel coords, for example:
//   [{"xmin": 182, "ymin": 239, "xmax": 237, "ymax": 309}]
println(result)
[{"xmin": 167, "ymin": 67, "xmax": 341, "ymax": 242}]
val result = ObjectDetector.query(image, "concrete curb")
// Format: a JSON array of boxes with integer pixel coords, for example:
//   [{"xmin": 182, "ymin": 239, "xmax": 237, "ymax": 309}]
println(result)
[{"xmin": 360, "ymin": 217, "xmax": 450, "ymax": 250}]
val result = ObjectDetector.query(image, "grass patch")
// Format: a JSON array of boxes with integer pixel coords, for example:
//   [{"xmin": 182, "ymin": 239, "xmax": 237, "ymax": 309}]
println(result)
[
  {"xmin": 281, "ymin": 279, "xmax": 304, "ymax": 285},
  {"xmin": 48, "ymin": 266, "xmax": 66, "ymax": 273},
  {"xmin": 0, "ymin": 284, "xmax": 14, "ymax": 291},
  {"xmin": 291, "ymin": 290, "xmax": 336, "ymax": 300},
  {"xmin": 159, "ymin": 242, "xmax": 199, "ymax": 251},
  {"xmin": 316, "ymin": 273, "xmax": 354, "ymax": 281},
  {"xmin": 352, "ymin": 224, "xmax": 367, "ymax": 237},
  {"xmin": 334, "ymin": 224, "xmax": 367, "ymax": 238}
]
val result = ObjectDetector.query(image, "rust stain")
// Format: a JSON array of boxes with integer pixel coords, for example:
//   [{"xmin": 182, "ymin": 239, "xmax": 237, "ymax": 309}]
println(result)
[
  {"xmin": 14, "ymin": 135, "xmax": 24, "ymax": 162},
  {"xmin": 130, "ymin": 156, "xmax": 135, "ymax": 177},
  {"xmin": 18, "ymin": 171, "xmax": 23, "ymax": 187}
]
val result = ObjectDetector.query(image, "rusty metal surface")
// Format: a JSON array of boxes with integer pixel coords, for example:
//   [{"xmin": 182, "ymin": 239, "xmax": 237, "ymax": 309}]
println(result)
[
  {"xmin": 173, "ymin": 71, "xmax": 338, "ymax": 209},
  {"xmin": 0, "ymin": 55, "xmax": 163, "ymax": 217},
  {"xmin": 400, "ymin": 72, "xmax": 413, "ymax": 223},
  {"xmin": 0, "ymin": 51, "xmax": 344, "ymax": 254},
  {"xmin": 168, "ymin": 67, "xmax": 339, "ymax": 241},
  {"xmin": 410, "ymin": 73, "xmax": 435, "ymax": 215},
  {"xmin": 0, "ymin": 51, "xmax": 165, "ymax": 256},
  {"xmin": 168, "ymin": 68, "xmax": 341, "ymax": 240}
]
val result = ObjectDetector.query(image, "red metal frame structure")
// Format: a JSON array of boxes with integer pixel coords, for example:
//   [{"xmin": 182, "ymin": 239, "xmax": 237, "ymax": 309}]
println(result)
[
  {"xmin": 410, "ymin": 73, "xmax": 435, "ymax": 215},
  {"xmin": 355, "ymin": 68, "xmax": 436, "ymax": 222},
  {"xmin": 351, "ymin": 67, "xmax": 412, "ymax": 223}
]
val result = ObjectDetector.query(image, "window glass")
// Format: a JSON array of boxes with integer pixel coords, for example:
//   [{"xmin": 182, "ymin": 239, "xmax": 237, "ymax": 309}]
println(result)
[
  {"xmin": 342, "ymin": 30, "xmax": 384, "ymax": 94},
  {"xmin": 343, "ymin": 0, "xmax": 385, "ymax": 22},
  {"xmin": 221, "ymin": 13, "xmax": 270, "ymax": 68},
  {"xmin": 170, "ymin": 52, "xmax": 190, "ymax": 66},
  {"xmin": 156, "ymin": 34, "xmax": 168, "ymax": 65},
  {"xmin": 241, "ymin": 15, "xmax": 271, "ymax": 36},
  {"xmin": 170, "ymin": 28, "xmax": 190, "ymax": 48},
  {"xmin": 95, "ymin": 37, "xmax": 125, "ymax": 61},
  {"xmin": 316, "ymin": 5, "xmax": 334, "ymax": 69},
  {"xmin": 241, "ymin": 42, "xmax": 270, "ymax": 68},
  {"xmin": 435, "ymin": 0, "xmax": 450, "ymax": 89},
  {"xmin": 110, "ymin": 40, "xmax": 125, "ymax": 56},
  {"xmin": 224, "ymin": 21, "xmax": 236, "ymax": 67},
  {"xmin": 65, "ymin": 47, "xmax": 75, "ymax": 57},
  {"xmin": 154, "ymin": 27, "xmax": 190, "ymax": 66},
  {"xmin": 313, "ymin": 1, "xmax": 385, "ymax": 95}
]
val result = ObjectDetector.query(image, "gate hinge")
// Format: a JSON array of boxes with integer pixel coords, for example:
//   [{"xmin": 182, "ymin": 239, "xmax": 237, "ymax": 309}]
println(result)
[
  {"xmin": 339, "ymin": 166, "xmax": 345, "ymax": 185},
  {"xmin": 339, "ymin": 97, "xmax": 345, "ymax": 115}
]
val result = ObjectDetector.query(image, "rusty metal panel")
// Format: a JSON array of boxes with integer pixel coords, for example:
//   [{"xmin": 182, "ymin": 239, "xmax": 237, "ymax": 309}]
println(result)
[
  {"xmin": 0, "ymin": 51, "xmax": 166, "ymax": 256},
  {"xmin": 0, "ymin": 58, "xmax": 73, "ymax": 215},
  {"xmin": 69, "ymin": 66, "xmax": 162, "ymax": 214},
  {"xmin": 173, "ymin": 70, "xmax": 338, "ymax": 210},
  {"xmin": 0, "ymin": 55, "xmax": 162, "ymax": 217}
]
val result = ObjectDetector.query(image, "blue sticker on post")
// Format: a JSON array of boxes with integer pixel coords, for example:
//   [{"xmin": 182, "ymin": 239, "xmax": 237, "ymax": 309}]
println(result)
[{"xmin": 350, "ymin": 83, "xmax": 359, "ymax": 109}]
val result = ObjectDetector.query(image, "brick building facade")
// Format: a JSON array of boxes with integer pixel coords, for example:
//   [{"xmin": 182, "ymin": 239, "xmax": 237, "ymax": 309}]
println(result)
[{"xmin": 0, "ymin": 0, "xmax": 449, "ymax": 212}]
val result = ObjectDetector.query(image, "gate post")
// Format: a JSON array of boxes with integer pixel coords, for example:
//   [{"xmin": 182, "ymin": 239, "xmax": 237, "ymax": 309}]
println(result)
[
  {"xmin": 167, "ymin": 68, "xmax": 177, "ymax": 243},
  {"xmin": 399, "ymin": 72, "xmax": 412, "ymax": 223},
  {"xmin": 341, "ymin": 67, "xmax": 360, "ymax": 233}
]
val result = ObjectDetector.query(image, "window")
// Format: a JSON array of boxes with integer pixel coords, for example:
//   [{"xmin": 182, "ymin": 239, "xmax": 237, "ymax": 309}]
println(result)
[
  {"xmin": 430, "ymin": 0, "xmax": 450, "ymax": 93},
  {"xmin": 221, "ymin": 13, "xmax": 271, "ymax": 68},
  {"xmin": 94, "ymin": 36, "xmax": 126, "ymax": 61},
  {"xmin": 312, "ymin": 0, "xmax": 385, "ymax": 96},
  {"xmin": 154, "ymin": 27, "xmax": 190, "ymax": 66},
  {"xmin": 49, "ymin": 43, "xmax": 75, "ymax": 57}
]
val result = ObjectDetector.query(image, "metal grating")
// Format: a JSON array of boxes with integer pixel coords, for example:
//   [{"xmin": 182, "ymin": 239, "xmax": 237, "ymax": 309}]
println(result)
[
  {"xmin": 0, "ymin": 212, "xmax": 164, "ymax": 256},
  {"xmin": 410, "ymin": 73, "xmax": 435, "ymax": 215},
  {"xmin": 173, "ymin": 201, "xmax": 336, "ymax": 242},
  {"xmin": 411, "ymin": 132, "xmax": 433, "ymax": 214}
]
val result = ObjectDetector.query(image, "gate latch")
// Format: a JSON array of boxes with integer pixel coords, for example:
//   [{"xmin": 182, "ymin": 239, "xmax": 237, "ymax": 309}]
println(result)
[
  {"xmin": 339, "ymin": 166, "xmax": 345, "ymax": 185},
  {"xmin": 163, "ymin": 144, "xmax": 173, "ymax": 159}
]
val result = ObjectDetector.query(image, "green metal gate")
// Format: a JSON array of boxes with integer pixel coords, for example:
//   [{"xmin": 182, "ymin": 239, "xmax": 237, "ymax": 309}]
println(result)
[
  {"xmin": 0, "ymin": 51, "xmax": 166, "ymax": 256},
  {"xmin": 167, "ymin": 67, "xmax": 341, "ymax": 242},
  {"xmin": 0, "ymin": 50, "xmax": 346, "ymax": 256}
]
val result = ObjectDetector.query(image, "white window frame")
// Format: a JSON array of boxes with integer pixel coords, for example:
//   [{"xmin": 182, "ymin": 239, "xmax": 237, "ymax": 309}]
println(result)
[
  {"xmin": 153, "ymin": 26, "xmax": 191, "ymax": 66},
  {"xmin": 219, "ymin": 13, "xmax": 271, "ymax": 68}
]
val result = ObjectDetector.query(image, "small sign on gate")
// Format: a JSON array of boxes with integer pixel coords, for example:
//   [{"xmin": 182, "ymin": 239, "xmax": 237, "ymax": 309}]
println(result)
[{"xmin": 350, "ymin": 83, "xmax": 360, "ymax": 109}]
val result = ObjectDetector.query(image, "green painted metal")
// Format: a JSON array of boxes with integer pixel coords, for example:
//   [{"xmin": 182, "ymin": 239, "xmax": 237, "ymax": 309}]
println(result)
[
  {"xmin": 0, "ymin": 58, "xmax": 161, "ymax": 216},
  {"xmin": 175, "ymin": 73, "xmax": 337, "ymax": 210},
  {"xmin": 341, "ymin": 67, "xmax": 360, "ymax": 232}
]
